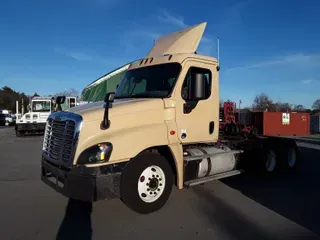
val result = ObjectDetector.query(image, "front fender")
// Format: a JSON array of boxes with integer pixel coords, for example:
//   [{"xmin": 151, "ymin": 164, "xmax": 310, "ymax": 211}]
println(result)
[{"xmin": 74, "ymin": 109, "xmax": 169, "ymax": 165}]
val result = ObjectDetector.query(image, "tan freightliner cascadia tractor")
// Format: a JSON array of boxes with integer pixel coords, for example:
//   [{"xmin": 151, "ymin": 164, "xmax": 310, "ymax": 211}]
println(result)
[{"xmin": 40, "ymin": 22, "xmax": 299, "ymax": 214}]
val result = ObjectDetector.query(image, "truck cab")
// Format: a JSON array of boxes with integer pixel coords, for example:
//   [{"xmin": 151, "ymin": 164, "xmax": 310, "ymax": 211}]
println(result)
[
  {"xmin": 40, "ymin": 22, "xmax": 298, "ymax": 214},
  {"xmin": 15, "ymin": 96, "xmax": 77, "ymax": 136},
  {"xmin": 60, "ymin": 97, "xmax": 77, "ymax": 109},
  {"xmin": 15, "ymin": 97, "xmax": 53, "ymax": 136}
]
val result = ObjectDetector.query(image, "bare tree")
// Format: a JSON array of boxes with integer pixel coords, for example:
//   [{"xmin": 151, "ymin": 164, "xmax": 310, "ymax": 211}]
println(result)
[
  {"xmin": 278, "ymin": 102, "xmax": 291, "ymax": 112},
  {"xmin": 312, "ymin": 99, "xmax": 320, "ymax": 110},
  {"xmin": 294, "ymin": 104, "xmax": 305, "ymax": 112},
  {"xmin": 54, "ymin": 88, "xmax": 80, "ymax": 101},
  {"xmin": 253, "ymin": 93, "xmax": 273, "ymax": 111}
]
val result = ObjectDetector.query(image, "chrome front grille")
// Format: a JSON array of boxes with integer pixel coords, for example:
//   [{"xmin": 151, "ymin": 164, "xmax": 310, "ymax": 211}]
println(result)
[{"xmin": 42, "ymin": 112, "xmax": 82, "ymax": 167}]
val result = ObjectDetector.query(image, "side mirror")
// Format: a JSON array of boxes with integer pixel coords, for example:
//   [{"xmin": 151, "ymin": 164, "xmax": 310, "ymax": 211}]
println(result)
[
  {"xmin": 56, "ymin": 96, "xmax": 66, "ymax": 104},
  {"xmin": 55, "ymin": 96, "xmax": 66, "ymax": 112},
  {"xmin": 116, "ymin": 84, "xmax": 119, "ymax": 90},
  {"xmin": 104, "ymin": 92, "xmax": 115, "ymax": 104},
  {"xmin": 188, "ymin": 73, "xmax": 207, "ymax": 101}
]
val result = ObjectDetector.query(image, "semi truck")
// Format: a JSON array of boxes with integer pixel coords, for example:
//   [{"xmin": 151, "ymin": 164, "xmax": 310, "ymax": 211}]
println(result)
[
  {"xmin": 15, "ymin": 96, "xmax": 77, "ymax": 137},
  {"xmin": 40, "ymin": 22, "xmax": 299, "ymax": 214}
]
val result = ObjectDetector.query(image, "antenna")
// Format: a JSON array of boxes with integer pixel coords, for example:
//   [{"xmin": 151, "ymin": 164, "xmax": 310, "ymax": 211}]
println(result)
[{"xmin": 217, "ymin": 37, "xmax": 220, "ymax": 71}]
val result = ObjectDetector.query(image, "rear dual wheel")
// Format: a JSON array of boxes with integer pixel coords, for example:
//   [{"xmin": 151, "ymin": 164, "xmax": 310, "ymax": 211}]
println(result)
[
  {"xmin": 265, "ymin": 148, "xmax": 277, "ymax": 173},
  {"xmin": 259, "ymin": 140, "xmax": 299, "ymax": 174},
  {"xmin": 287, "ymin": 147, "xmax": 298, "ymax": 168},
  {"xmin": 257, "ymin": 146, "xmax": 278, "ymax": 175},
  {"xmin": 120, "ymin": 152, "xmax": 174, "ymax": 214},
  {"xmin": 279, "ymin": 141, "xmax": 299, "ymax": 172}
]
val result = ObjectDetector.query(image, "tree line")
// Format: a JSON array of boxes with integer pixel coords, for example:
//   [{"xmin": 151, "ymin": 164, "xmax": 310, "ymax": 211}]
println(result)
[
  {"xmin": 1, "ymin": 86, "xmax": 319, "ymax": 115},
  {"xmin": 0, "ymin": 86, "xmax": 31, "ymax": 113},
  {"xmin": 251, "ymin": 93, "xmax": 320, "ymax": 114},
  {"xmin": 0, "ymin": 86, "xmax": 80, "ymax": 113},
  {"xmin": 221, "ymin": 93, "xmax": 320, "ymax": 115}
]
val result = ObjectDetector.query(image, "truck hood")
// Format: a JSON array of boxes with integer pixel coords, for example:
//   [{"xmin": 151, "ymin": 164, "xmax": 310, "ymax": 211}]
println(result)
[{"xmin": 67, "ymin": 98, "xmax": 164, "ymax": 122}]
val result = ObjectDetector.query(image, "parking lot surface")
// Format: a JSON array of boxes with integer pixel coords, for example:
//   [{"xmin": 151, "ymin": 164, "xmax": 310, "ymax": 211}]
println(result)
[{"xmin": 0, "ymin": 127, "xmax": 319, "ymax": 240}]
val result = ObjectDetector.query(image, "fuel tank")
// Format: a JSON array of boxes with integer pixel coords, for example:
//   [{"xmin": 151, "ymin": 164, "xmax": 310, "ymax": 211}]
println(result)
[{"xmin": 185, "ymin": 146, "xmax": 237, "ymax": 178}]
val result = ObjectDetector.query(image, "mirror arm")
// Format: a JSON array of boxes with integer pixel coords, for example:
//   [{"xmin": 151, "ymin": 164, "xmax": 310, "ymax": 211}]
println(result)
[
  {"xmin": 183, "ymin": 101, "xmax": 198, "ymax": 114},
  {"xmin": 101, "ymin": 92, "xmax": 115, "ymax": 130},
  {"xmin": 101, "ymin": 104, "xmax": 110, "ymax": 129}
]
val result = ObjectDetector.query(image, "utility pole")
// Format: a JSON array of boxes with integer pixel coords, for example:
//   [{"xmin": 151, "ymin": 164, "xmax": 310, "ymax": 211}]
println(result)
[{"xmin": 21, "ymin": 98, "xmax": 24, "ymax": 115}]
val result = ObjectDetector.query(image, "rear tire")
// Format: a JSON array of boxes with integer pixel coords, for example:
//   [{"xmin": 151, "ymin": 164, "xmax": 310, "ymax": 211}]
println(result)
[
  {"xmin": 264, "ymin": 148, "xmax": 277, "ymax": 173},
  {"xmin": 279, "ymin": 141, "xmax": 300, "ymax": 172},
  {"xmin": 256, "ymin": 145, "xmax": 278, "ymax": 175},
  {"xmin": 120, "ymin": 152, "xmax": 174, "ymax": 214}
]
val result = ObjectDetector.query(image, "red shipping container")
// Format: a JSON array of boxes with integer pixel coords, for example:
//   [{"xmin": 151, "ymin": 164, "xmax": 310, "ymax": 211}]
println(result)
[{"xmin": 262, "ymin": 112, "xmax": 310, "ymax": 136}]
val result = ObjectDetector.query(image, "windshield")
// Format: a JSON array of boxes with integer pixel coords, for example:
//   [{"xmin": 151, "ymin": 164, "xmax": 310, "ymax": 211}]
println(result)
[
  {"xmin": 0, "ymin": 114, "xmax": 5, "ymax": 119},
  {"xmin": 32, "ymin": 101, "xmax": 51, "ymax": 112},
  {"xmin": 115, "ymin": 63, "xmax": 181, "ymax": 98}
]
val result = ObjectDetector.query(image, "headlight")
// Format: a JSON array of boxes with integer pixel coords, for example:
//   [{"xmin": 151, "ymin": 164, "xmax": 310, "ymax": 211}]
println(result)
[{"xmin": 77, "ymin": 142, "xmax": 113, "ymax": 164}]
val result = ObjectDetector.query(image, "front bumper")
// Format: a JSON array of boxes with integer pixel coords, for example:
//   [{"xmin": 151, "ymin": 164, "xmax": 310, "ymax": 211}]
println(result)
[
  {"xmin": 16, "ymin": 122, "xmax": 46, "ymax": 131},
  {"xmin": 41, "ymin": 159, "xmax": 125, "ymax": 202}
]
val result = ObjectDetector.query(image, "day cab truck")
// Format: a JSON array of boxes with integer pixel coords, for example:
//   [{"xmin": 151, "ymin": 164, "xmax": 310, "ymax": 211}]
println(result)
[
  {"xmin": 40, "ymin": 22, "xmax": 299, "ymax": 214},
  {"xmin": 15, "ymin": 96, "xmax": 77, "ymax": 137}
]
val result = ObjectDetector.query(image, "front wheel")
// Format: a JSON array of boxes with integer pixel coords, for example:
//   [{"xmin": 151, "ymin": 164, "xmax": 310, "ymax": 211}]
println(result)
[{"xmin": 120, "ymin": 152, "xmax": 174, "ymax": 214}]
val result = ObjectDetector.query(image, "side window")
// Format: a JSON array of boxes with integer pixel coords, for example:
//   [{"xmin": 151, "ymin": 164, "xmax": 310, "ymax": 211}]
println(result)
[{"xmin": 181, "ymin": 67, "xmax": 212, "ymax": 100}]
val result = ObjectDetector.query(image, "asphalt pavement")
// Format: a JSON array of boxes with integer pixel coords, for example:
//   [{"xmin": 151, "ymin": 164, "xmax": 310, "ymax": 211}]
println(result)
[{"xmin": 0, "ymin": 127, "xmax": 320, "ymax": 240}]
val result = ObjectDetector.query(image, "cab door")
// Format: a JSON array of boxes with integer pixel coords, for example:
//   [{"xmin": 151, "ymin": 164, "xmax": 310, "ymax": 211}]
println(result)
[{"xmin": 175, "ymin": 60, "xmax": 219, "ymax": 144}]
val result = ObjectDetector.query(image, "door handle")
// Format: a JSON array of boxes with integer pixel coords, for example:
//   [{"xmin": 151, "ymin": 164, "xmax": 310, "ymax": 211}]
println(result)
[{"xmin": 209, "ymin": 121, "xmax": 214, "ymax": 134}]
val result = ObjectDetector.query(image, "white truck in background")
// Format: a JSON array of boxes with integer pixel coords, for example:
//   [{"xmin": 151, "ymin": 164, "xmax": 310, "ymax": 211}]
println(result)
[{"xmin": 15, "ymin": 96, "xmax": 77, "ymax": 137}]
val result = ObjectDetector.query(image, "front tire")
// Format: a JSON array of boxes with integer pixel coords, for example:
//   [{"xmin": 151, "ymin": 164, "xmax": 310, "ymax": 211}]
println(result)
[{"xmin": 120, "ymin": 152, "xmax": 174, "ymax": 214}]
